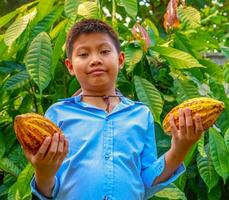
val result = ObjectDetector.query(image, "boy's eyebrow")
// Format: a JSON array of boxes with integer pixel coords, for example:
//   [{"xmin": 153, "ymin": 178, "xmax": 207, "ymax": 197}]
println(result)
[{"xmin": 75, "ymin": 42, "xmax": 113, "ymax": 51}]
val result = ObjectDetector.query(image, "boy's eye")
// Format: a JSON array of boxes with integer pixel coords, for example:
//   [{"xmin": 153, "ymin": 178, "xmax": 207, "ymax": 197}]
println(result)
[
  {"xmin": 101, "ymin": 50, "xmax": 110, "ymax": 55},
  {"xmin": 78, "ymin": 53, "xmax": 88, "ymax": 57}
]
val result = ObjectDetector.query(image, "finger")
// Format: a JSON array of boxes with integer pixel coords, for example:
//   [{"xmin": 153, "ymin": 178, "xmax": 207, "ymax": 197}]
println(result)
[
  {"xmin": 53, "ymin": 134, "xmax": 65, "ymax": 160},
  {"xmin": 35, "ymin": 136, "xmax": 52, "ymax": 160},
  {"xmin": 194, "ymin": 114, "xmax": 204, "ymax": 135},
  {"xmin": 21, "ymin": 145, "xmax": 33, "ymax": 161},
  {"xmin": 178, "ymin": 108, "xmax": 186, "ymax": 135},
  {"xmin": 46, "ymin": 132, "xmax": 59, "ymax": 160},
  {"xmin": 58, "ymin": 138, "xmax": 69, "ymax": 163},
  {"xmin": 169, "ymin": 114, "xmax": 178, "ymax": 137},
  {"xmin": 57, "ymin": 134, "xmax": 65, "ymax": 153},
  {"xmin": 184, "ymin": 108, "xmax": 194, "ymax": 137}
]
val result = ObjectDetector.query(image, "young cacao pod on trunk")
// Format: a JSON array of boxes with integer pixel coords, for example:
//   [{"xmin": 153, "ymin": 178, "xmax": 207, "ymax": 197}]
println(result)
[
  {"xmin": 14, "ymin": 113, "xmax": 62, "ymax": 155},
  {"xmin": 162, "ymin": 97, "xmax": 225, "ymax": 134}
]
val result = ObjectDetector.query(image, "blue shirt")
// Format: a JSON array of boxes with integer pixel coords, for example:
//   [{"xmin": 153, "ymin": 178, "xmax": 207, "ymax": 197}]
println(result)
[{"xmin": 31, "ymin": 94, "xmax": 185, "ymax": 200}]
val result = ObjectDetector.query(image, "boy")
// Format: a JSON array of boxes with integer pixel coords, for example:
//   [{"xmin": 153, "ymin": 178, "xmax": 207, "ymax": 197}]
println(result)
[{"xmin": 22, "ymin": 19, "xmax": 204, "ymax": 200}]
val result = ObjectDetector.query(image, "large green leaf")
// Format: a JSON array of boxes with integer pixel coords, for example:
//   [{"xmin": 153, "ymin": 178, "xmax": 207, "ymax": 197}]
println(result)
[
  {"xmin": 15, "ymin": 164, "xmax": 34, "ymax": 200},
  {"xmin": 154, "ymin": 183, "xmax": 187, "ymax": 200},
  {"xmin": 178, "ymin": 6, "xmax": 201, "ymax": 29},
  {"xmin": 33, "ymin": 0, "xmax": 56, "ymax": 23},
  {"xmin": 25, "ymin": 32, "xmax": 52, "ymax": 93},
  {"xmin": 224, "ymin": 128, "xmax": 229, "ymax": 150},
  {"xmin": 197, "ymin": 134, "xmax": 207, "ymax": 158},
  {"xmin": 120, "ymin": 0, "xmax": 138, "ymax": 18},
  {"xmin": 0, "ymin": 10, "xmax": 18, "ymax": 29},
  {"xmin": 0, "ymin": 134, "xmax": 5, "ymax": 158},
  {"xmin": 152, "ymin": 46, "xmax": 203, "ymax": 69},
  {"xmin": 197, "ymin": 145, "xmax": 219, "ymax": 192},
  {"xmin": 173, "ymin": 79, "xmax": 200, "ymax": 103},
  {"xmin": 134, "ymin": 76, "xmax": 163, "ymax": 124},
  {"xmin": 4, "ymin": 9, "xmax": 37, "ymax": 46},
  {"xmin": 31, "ymin": 6, "xmax": 64, "ymax": 41},
  {"xmin": 77, "ymin": 2, "xmax": 99, "ymax": 18},
  {"xmin": 224, "ymin": 63, "xmax": 229, "ymax": 83},
  {"xmin": 209, "ymin": 128, "xmax": 229, "ymax": 183},
  {"xmin": 49, "ymin": 19, "xmax": 68, "ymax": 39},
  {"xmin": 7, "ymin": 182, "xmax": 17, "ymax": 200},
  {"xmin": 199, "ymin": 59, "xmax": 224, "ymax": 83},
  {"xmin": 64, "ymin": 0, "xmax": 81, "ymax": 18},
  {"xmin": 0, "ymin": 158, "xmax": 21, "ymax": 177},
  {"xmin": 3, "ymin": 70, "xmax": 30, "ymax": 91},
  {"xmin": 52, "ymin": 28, "xmax": 66, "ymax": 76},
  {"xmin": 125, "ymin": 45, "xmax": 143, "ymax": 73}
]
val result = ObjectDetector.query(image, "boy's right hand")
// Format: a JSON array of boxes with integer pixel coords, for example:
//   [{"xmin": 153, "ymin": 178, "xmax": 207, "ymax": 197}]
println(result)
[{"xmin": 21, "ymin": 132, "xmax": 68, "ymax": 183}]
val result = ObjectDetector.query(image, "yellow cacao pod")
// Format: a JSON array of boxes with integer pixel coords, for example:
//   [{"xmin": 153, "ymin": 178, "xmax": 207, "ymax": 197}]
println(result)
[
  {"xmin": 14, "ymin": 113, "xmax": 62, "ymax": 155},
  {"xmin": 162, "ymin": 97, "xmax": 225, "ymax": 134}
]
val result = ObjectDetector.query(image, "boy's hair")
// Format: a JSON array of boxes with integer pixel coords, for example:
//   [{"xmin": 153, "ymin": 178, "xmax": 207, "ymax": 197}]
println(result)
[{"xmin": 66, "ymin": 19, "xmax": 120, "ymax": 59}]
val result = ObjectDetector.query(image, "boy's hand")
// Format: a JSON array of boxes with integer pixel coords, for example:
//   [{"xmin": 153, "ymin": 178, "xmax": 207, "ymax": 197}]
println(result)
[
  {"xmin": 169, "ymin": 108, "xmax": 204, "ymax": 154},
  {"xmin": 22, "ymin": 132, "xmax": 68, "ymax": 179}
]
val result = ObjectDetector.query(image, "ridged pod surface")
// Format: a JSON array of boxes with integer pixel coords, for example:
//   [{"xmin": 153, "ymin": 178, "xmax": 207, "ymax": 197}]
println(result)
[
  {"xmin": 14, "ymin": 113, "xmax": 62, "ymax": 155},
  {"xmin": 162, "ymin": 97, "xmax": 225, "ymax": 134}
]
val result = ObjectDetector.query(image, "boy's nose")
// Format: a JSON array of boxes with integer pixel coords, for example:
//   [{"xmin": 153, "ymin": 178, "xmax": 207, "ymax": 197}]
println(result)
[{"xmin": 90, "ymin": 57, "xmax": 102, "ymax": 67}]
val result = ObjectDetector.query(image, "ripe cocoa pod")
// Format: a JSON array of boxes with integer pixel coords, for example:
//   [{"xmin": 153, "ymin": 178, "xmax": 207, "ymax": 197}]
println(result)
[
  {"xmin": 14, "ymin": 113, "xmax": 62, "ymax": 155},
  {"xmin": 162, "ymin": 97, "xmax": 225, "ymax": 134}
]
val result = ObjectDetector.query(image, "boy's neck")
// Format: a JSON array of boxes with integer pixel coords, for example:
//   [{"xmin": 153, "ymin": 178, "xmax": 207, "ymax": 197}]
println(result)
[{"xmin": 80, "ymin": 88, "xmax": 120, "ymax": 113}]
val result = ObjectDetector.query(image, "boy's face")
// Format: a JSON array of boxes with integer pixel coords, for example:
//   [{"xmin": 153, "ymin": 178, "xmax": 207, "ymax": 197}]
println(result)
[{"xmin": 65, "ymin": 33, "xmax": 125, "ymax": 94}]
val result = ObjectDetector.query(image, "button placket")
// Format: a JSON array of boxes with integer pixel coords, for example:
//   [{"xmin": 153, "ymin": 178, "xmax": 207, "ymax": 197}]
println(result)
[{"xmin": 103, "ymin": 118, "xmax": 113, "ymax": 199}]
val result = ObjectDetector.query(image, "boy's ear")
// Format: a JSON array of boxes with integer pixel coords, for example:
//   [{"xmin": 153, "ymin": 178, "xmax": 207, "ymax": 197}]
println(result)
[
  {"xmin": 65, "ymin": 58, "xmax": 75, "ymax": 76},
  {"xmin": 118, "ymin": 51, "xmax": 125, "ymax": 70}
]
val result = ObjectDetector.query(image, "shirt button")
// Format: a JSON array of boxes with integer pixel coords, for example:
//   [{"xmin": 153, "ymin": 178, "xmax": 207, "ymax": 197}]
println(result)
[
  {"xmin": 104, "ymin": 154, "xmax": 110, "ymax": 160},
  {"xmin": 103, "ymin": 195, "xmax": 108, "ymax": 200}
]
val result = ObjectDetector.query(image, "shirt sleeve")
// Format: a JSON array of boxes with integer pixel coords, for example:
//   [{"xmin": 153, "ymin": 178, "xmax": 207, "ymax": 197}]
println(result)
[
  {"xmin": 30, "ymin": 105, "xmax": 61, "ymax": 199},
  {"xmin": 140, "ymin": 111, "xmax": 186, "ymax": 199},
  {"xmin": 30, "ymin": 176, "xmax": 60, "ymax": 200}
]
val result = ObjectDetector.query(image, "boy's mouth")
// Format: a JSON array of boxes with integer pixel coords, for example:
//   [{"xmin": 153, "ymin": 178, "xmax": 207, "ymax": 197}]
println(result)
[{"xmin": 88, "ymin": 68, "xmax": 106, "ymax": 75}]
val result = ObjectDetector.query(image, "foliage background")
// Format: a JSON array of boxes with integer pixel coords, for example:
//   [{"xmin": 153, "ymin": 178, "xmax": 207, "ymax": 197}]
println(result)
[{"xmin": 0, "ymin": 0, "xmax": 228, "ymax": 199}]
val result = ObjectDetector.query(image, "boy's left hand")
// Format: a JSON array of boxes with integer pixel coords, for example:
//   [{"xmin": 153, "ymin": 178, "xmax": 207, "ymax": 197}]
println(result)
[{"xmin": 169, "ymin": 108, "xmax": 204, "ymax": 153}]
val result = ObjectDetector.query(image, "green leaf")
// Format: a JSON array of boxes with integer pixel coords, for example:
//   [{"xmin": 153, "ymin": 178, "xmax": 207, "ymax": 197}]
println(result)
[
  {"xmin": 0, "ymin": 158, "xmax": 21, "ymax": 177},
  {"xmin": 197, "ymin": 134, "xmax": 207, "ymax": 158},
  {"xmin": 31, "ymin": 6, "xmax": 64, "ymax": 41},
  {"xmin": 209, "ymin": 128, "xmax": 229, "ymax": 183},
  {"xmin": 64, "ymin": 0, "xmax": 81, "ymax": 18},
  {"xmin": 77, "ymin": 2, "xmax": 99, "ymax": 18},
  {"xmin": 0, "ymin": 10, "xmax": 18, "ymax": 28},
  {"xmin": 197, "ymin": 145, "xmax": 219, "ymax": 192},
  {"xmin": 173, "ymin": 79, "xmax": 200, "ymax": 103},
  {"xmin": 16, "ymin": 164, "xmax": 34, "ymax": 200},
  {"xmin": 199, "ymin": 59, "xmax": 224, "ymax": 83},
  {"xmin": 143, "ymin": 18, "xmax": 159, "ymax": 37},
  {"xmin": 4, "ymin": 9, "xmax": 37, "ymax": 46},
  {"xmin": 7, "ymin": 182, "xmax": 17, "ymax": 200},
  {"xmin": 25, "ymin": 32, "xmax": 52, "ymax": 93},
  {"xmin": 0, "ymin": 134, "xmax": 5, "ymax": 158},
  {"xmin": 224, "ymin": 63, "xmax": 229, "ymax": 83},
  {"xmin": 155, "ymin": 183, "xmax": 187, "ymax": 200},
  {"xmin": 49, "ymin": 19, "xmax": 68, "ymax": 39},
  {"xmin": 134, "ymin": 76, "xmax": 163, "ymax": 124},
  {"xmin": 52, "ymin": 28, "xmax": 66, "ymax": 77},
  {"xmin": 34, "ymin": 0, "xmax": 56, "ymax": 23},
  {"xmin": 125, "ymin": 45, "xmax": 143, "ymax": 73},
  {"xmin": 178, "ymin": 6, "xmax": 201, "ymax": 29},
  {"xmin": 120, "ymin": 0, "xmax": 138, "ymax": 18},
  {"xmin": 152, "ymin": 46, "xmax": 203, "ymax": 69},
  {"xmin": 224, "ymin": 128, "xmax": 229, "ymax": 150},
  {"xmin": 207, "ymin": 184, "xmax": 222, "ymax": 200},
  {"xmin": 3, "ymin": 71, "xmax": 30, "ymax": 91}
]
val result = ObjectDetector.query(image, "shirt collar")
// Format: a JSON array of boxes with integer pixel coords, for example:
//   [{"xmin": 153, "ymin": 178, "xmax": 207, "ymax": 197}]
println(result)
[{"xmin": 57, "ymin": 89, "xmax": 134, "ymax": 106}]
